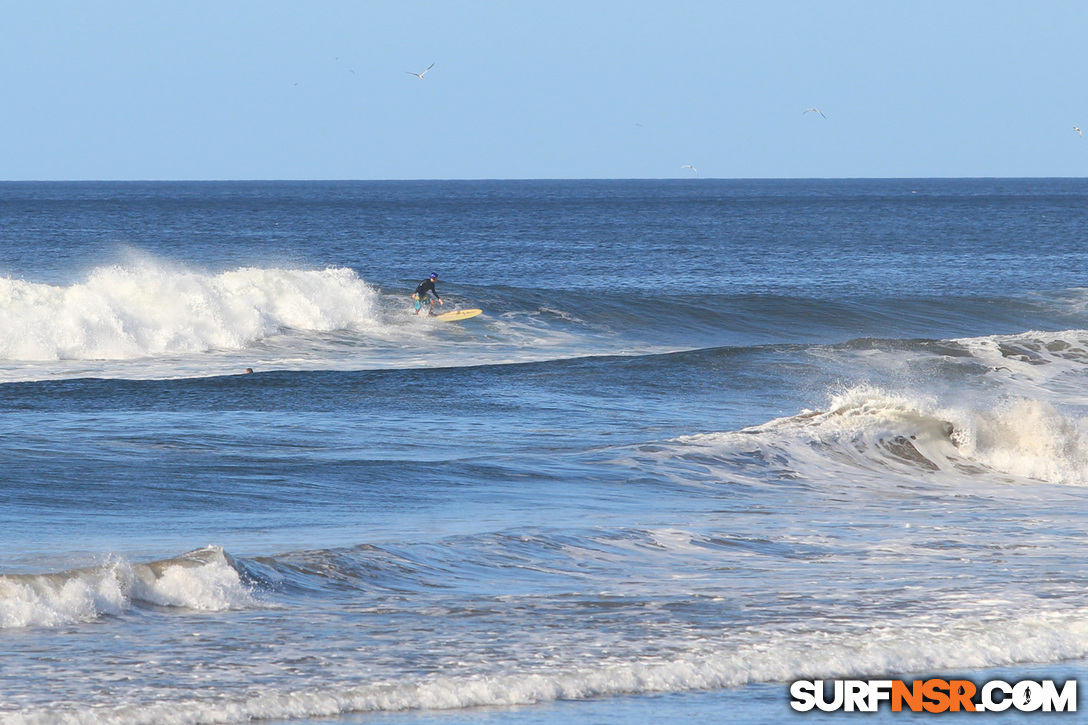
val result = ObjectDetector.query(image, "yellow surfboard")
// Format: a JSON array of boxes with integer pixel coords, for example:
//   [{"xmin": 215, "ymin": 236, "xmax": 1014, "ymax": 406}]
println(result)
[{"xmin": 434, "ymin": 308, "xmax": 483, "ymax": 322}]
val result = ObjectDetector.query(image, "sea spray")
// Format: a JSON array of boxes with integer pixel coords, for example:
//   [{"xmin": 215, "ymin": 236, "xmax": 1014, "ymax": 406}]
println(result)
[{"xmin": 956, "ymin": 399, "xmax": 1088, "ymax": 485}]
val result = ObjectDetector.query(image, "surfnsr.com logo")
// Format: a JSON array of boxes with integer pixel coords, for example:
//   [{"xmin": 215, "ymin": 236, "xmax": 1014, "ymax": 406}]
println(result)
[{"xmin": 790, "ymin": 679, "xmax": 1077, "ymax": 713}]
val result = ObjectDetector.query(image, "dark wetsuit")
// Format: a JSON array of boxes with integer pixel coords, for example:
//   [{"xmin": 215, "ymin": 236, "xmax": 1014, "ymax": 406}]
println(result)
[
  {"xmin": 414, "ymin": 278, "xmax": 441, "ymax": 301},
  {"xmin": 413, "ymin": 278, "xmax": 441, "ymax": 313}
]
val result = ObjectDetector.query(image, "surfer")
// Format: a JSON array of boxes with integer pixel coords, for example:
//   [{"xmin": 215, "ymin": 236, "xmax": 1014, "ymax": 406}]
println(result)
[{"xmin": 412, "ymin": 272, "xmax": 444, "ymax": 315}]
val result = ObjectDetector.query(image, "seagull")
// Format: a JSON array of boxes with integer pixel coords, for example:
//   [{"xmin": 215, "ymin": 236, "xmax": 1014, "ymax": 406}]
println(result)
[
  {"xmin": 681, "ymin": 164, "xmax": 699, "ymax": 177},
  {"xmin": 803, "ymin": 108, "xmax": 827, "ymax": 118},
  {"xmin": 1075, "ymin": 126, "xmax": 1082, "ymax": 137},
  {"xmin": 407, "ymin": 62, "xmax": 435, "ymax": 80}
]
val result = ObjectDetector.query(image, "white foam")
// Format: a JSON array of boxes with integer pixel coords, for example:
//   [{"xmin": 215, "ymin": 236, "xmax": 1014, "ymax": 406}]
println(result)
[
  {"xmin": 0, "ymin": 547, "xmax": 256, "ymax": 629},
  {"xmin": 7, "ymin": 606, "xmax": 1088, "ymax": 724},
  {"xmin": 666, "ymin": 385, "xmax": 1088, "ymax": 487},
  {"xmin": 0, "ymin": 264, "xmax": 382, "ymax": 362},
  {"xmin": 132, "ymin": 548, "xmax": 259, "ymax": 611},
  {"xmin": 955, "ymin": 398, "xmax": 1088, "ymax": 485},
  {"xmin": 0, "ymin": 564, "xmax": 128, "ymax": 628},
  {"xmin": 956, "ymin": 329, "xmax": 1088, "ymax": 403},
  {"xmin": 0, "ymin": 262, "xmax": 652, "ymax": 381}
]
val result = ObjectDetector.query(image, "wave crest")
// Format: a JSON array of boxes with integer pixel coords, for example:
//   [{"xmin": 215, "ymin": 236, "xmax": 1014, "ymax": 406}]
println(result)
[
  {"xmin": 666, "ymin": 386, "xmax": 1088, "ymax": 487},
  {"xmin": 0, "ymin": 546, "xmax": 256, "ymax": 629},
  {"xmin": 0, "ymin": 264, "xmax": 379, "ymax": 361}
]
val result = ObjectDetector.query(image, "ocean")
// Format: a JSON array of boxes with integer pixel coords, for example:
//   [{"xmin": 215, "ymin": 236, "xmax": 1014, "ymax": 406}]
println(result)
[{"xmin": 2, "ymin": 178, "xmax": 1087, "ymax": 723}]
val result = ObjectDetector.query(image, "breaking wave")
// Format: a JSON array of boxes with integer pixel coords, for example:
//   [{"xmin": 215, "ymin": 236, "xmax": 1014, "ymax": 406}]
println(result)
[
  {"xmin": 663, "ymin": 386, "xmax": 1088, "ymax": 487},
  {"xmin": 0, "ymin": 546, "xmax": 257, "ymax": 629},
  {"xmin": 0, "ymin": 263, "xmax": 382, "ymax": 361}
]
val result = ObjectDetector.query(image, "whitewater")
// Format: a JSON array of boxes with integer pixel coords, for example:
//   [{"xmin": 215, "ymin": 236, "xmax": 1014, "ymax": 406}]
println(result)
[
  {"xmin": 0, "ymin": 261, "xmax": 627, "ymax": 381},
  {"xmin": 3, "ymin": 179, "xmax": 1088, "ymax": 724}
]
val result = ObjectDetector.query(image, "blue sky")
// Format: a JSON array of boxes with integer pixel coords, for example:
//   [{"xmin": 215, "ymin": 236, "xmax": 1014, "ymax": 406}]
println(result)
[{"xmin": 2, "ymin": 1, "xmax": 1087, "ymax": 180}]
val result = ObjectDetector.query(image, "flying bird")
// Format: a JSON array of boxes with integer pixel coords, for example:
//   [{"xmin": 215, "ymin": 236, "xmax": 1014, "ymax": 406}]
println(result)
[
  {"xmin": 681, "ymin": 165, "xmax": 699, "ymax": 177},
  {"xmin": 1075, "ymin": 126, "xmax": 1082, "ymax": 137},
  {"xmin": 407, "ymin": 62, "xmax": 435, "ymax": 80},
  {"xmin": 803, "ymin": 108, "xmax": 827, "ymax": 118}
]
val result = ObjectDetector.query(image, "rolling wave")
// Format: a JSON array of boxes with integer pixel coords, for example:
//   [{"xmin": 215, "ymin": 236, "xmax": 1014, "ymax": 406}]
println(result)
[
  {"xmin": 0, "ymin": 253, "xmax": 1085, "ymax": 384},
  {"xmin": 0, "ymin": 264, "xmax": 383, "ymax": 361},
  {"xmin": 0, "ymin": 546, "xmax": 256, "ymax": 629},
  {"xmin": 654, "ymin": 384, "xmax": 1088, "ymax": 488},
  {"xmin": 0, "ymin": 262, "xmax": 642, "ymax": 381}
]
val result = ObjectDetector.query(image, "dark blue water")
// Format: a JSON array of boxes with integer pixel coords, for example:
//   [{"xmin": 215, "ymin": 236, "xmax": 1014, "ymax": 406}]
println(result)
[{"xmin": 3, "ymin": 180, "xmax": 1088, "ymax": 723}]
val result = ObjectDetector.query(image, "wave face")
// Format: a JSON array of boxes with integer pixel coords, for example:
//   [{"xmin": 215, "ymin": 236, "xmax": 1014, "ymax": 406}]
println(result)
[{"xmin": 6, "ymin": 180, "xmax": 1088, "ymax": 724}]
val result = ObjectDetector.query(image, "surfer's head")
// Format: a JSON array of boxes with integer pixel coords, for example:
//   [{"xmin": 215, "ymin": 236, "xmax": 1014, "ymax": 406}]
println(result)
[{"xmin": 429, "ymin": 273, "xmax": 438, "ymax": 280}]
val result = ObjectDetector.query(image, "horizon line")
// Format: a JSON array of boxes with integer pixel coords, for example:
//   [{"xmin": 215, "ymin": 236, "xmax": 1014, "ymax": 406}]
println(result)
[{"xmin": 2, "ymin": 175, "xmax": 1087, "ymax": 183}]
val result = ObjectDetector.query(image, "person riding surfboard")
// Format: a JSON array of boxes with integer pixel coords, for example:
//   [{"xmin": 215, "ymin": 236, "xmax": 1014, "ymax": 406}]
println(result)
[{"xmin": 412, "ymin": 272, "xmax": 444, "ymax": 315}]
